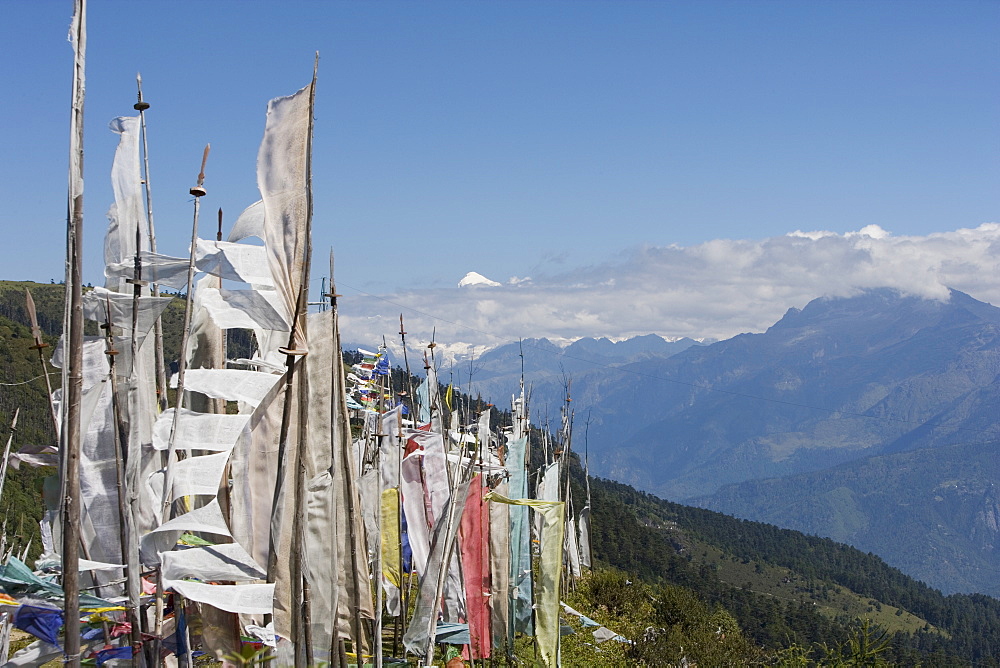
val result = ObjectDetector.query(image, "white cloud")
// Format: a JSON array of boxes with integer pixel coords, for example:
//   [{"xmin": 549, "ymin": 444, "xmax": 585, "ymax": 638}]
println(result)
[{"xmin": 338, "ymin": 224, "xmax": 1000, "ymax": 353}]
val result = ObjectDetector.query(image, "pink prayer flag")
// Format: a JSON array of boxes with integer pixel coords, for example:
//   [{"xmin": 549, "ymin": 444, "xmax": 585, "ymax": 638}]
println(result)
[{"xmin": 459, "ymin": 475, "xmax": 492, "ymax": 659}]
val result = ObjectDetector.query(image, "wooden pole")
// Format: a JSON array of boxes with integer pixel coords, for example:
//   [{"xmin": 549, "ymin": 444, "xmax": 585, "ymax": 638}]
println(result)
[
  {"xmin": 266, "ymin": 65, "xmax": 317, "ymax": 666},
  {"xmin": 135, "ymin": 73, "xmax": 169, "ymax": 413},
  {"xmin": 297, "ymin": 60, "xmax": 318, "ymax": 666},
  {"xmin": 392, "ymin": 322, "xmax": 409, "ymax": 654},
  {"xmin": 25, "ymin": 290, "xmax": 59, "ymax": 436},
  {"xmin": 292, "ymin": 365, "xmax": 312, "ymax": 667},
  {"xmin": 155, "ymin": 145, "xmax": 209, "ymax": 664},
  {"xmin": 325, "ymin": 250, "xmax": 343, "ymax": 668},
  {"xmin": 327, "ymin": 260, "xmax": 369, "ymax": 662},
  {"xmin": 161, "ymin": 144, "xmax": 210, "ymax": 518},
  {"xmin": 99, "ymin": 298, "xmax": 140, "ymax": 646},
  {"xmin": 124, "ymin": 237, "xmax": 148, "ymax": 661},
  {"xmin": 0, "ymin": 411, "xmax": 19, "ymax": 507},
  {"xmin": 62, "ymin": 1, "xmax": 87, "ymax": 663},
  {"xmin": 134, "ymin": 77, "xmax": 166, "ymax": 666},
  {"xmin": 374, "ymin": 422, "xmax": 384, "ymax": 668}
]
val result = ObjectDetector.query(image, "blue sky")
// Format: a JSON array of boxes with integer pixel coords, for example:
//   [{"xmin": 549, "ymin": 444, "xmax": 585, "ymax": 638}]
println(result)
[{"xmin": 1, "ymin": 1, "xmax": 997, "ymax": 347}]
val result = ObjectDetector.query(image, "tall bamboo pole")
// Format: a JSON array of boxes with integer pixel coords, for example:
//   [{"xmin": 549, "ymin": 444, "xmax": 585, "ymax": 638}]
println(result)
[
  {"xmin": 25, "ymin": 290, "xmax": 58, "ymax": 436},
  {"xmin": 288, "ymin": 156, "xmax": 314, "ymax": 665},
  {"xmin": 326, "ymin": 256, "xmax": 368, "ymax": 661},
  {"xmin": 298, "ymin": 61, "xmax": 318, "ymax": 666},
  {"xmin": 292, "ymin": 365, "xmax": 312, "ymax": 667},
  {"xmin": 0, "ymin": 411, "xmax": 19, "ymax": 507},
  {"xmin": 62, "ymin": 1, "xmax": 87, "ymax": 663},
  {"xmin": 327, "ymin": 251, "xmax": 343, "ymax": 668},
  {"xmin": 264, "ymin": 65, "xmax": 317, "ymax": 666},
  {"xmin": 134, "ymin": 73, "xmax": 169, "ymax": 412},
  {"xmin": 374, "ymin": 413, "xmax": 384, "ymax": 668},
  {"xmin": 161, "ymin": 144, "xmax": 210, "ymax": 517},
  {"xmin": 99, "ymin": 298, "xmax": 132, "ymax": 607},
  {"xmin": 155, "ymin": 145, "xmax": 210, "ymax": 665},
  {"xmin": 393, "ymin": 319, "xmax": 410, "ymax": 652},
  {"xmin": 124, "ymin": 228, "xmax": 148, "ymax": 661}
]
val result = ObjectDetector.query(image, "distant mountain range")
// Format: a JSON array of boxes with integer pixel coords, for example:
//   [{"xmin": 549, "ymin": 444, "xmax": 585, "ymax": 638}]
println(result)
[
  {"xmin": 592, "ymin": 288, "xmax": 1000, "ymax": 499},
  {"xmin": 464, "ymin": 333, "xmax": 705, "ymax": 401},
  {"xmin": 440, "ymin": 288, "xmax": 1000, "ymax": 595}
]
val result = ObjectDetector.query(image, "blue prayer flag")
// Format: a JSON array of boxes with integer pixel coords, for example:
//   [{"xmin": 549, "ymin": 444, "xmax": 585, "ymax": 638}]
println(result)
[{"xmin": 14, "ymin": 605, "xmax": 63, "ymax": 645}]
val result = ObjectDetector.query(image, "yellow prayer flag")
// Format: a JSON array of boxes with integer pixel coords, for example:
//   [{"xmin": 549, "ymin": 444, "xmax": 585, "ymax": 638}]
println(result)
[
  {"xmin": 381, "ymin": 488, "xmax": 401, "ymax": 587},
  {"xmin": 485, "ymin": 491, "xmax": 564, "ymax": 668}
]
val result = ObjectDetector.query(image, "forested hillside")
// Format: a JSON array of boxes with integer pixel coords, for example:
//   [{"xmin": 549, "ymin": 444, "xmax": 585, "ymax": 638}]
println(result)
[
  {"xmin": 585, "ymin": 477, "xmax": 1000, "ymax": 664},
  {"xmin": 699, "ymin": 438, "xmax": 1000, "ymax": 596},
  {"xmin": 0, "ymin": 282, "xmax": 71, "ymax": 558}
]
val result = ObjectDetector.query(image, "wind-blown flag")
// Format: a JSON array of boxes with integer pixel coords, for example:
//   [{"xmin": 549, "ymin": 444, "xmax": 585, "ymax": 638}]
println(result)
[
  {"xmin": 459, "ymin": 474, "xmax": 491, "ymax": 659},
  {"xmin": 485, "ymin": 492, "xmax": 564, "ymax": 668},
  {"xmin": 505, "ymin": 435, "xmax": 533, "ymax": 636},
  {"xmin": 258, "ymin": 82, "xmax": 314, "ymax": 353},
  {"xmin": 14, "ymin": 605, "xmax": 63, "ymax": 645},
  {"xmin": 402, "ymin": 478, "xmax": 473, "ymax": 659}
]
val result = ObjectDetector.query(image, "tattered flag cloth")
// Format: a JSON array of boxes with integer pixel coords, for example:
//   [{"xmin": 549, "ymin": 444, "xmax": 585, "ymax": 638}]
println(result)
[
  {"xmin": 92, "ymin": 645, "xmax": 134, "ymax": 665},
  {"xmin": 435, "ymin": 622, "xmax": 470, "ymax": 645},
  {"xmin": 3, "ymin": 640, "xmax": 65, "ymax": 667},
  {"xmin": 505, "ymin": 436, "xmax": 533, "ymax": 636},
  {"xmin": 381, "ymin": 489, "xmax": 403, "ymax": 616},
  {"xmin": 460, "ymin": 475, "xmax": 492, "ymax": 660},
  {"xmin": 560, "ymin": 601, "xmax": 600, "ymax": 627},
  {"xmin": 14, "ymin": 605, "xmax": 63, "ymax": 645},
  {"xmin": 7, "ymin": 443, "xmax": 58, "ymax": 470},
  {"xmin": 0, "ymin": 557, "xmax": 111, "ymax": 607},
  {"xmin": 402, "ymin": 478, "xmax": 473, "ymax": 658},
  {"xmin": 484, "ymin": 492, "xmax": 565, "ymax": 668}
]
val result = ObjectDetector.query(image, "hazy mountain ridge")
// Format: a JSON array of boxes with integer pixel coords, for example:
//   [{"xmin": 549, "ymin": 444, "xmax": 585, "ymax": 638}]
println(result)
[
  {"xmin": 569, "ymin": 289, "xmax": 1000, "ymax": 496},
  {"xmin": 470, "ymin": 333, "xmax": 704, "ymax": 380},
  {"xmin": 391, "ymin": 334, "xmax": 710, "ymax": 410},
  {"xmin": 560, "ymin": 287, "xmax": 1000, "ymax": 595}
]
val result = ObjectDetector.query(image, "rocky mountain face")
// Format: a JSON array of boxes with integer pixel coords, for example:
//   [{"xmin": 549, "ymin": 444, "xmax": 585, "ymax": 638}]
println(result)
[
  {"xmin": 555, "ymin": 287, "xmax": 1000, "ymax": 595},
  {"xmin": 573, "ymin": 289, "xmax": 1000, "ymax": 500}
]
